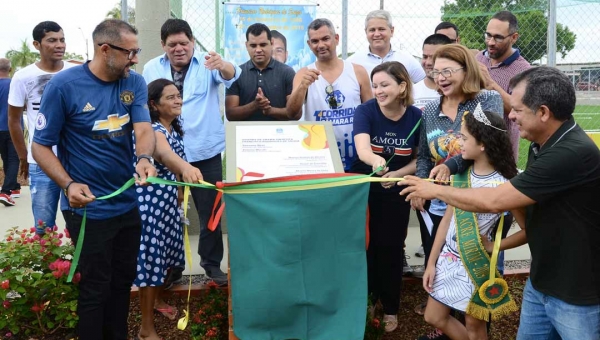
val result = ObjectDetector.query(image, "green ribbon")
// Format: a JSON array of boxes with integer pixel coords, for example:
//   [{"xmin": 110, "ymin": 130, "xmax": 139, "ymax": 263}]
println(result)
[
  {"xmin": 371, "ymin": 118, "xmax": 421, "ymax": 175},
  {"xmin": 452, "ymin": 168, "xmax": 516, "ymax": 321},
  {"xmin": 66, "ymin": 117, "xmax": 421, "ymax": 284},
  {"xmin": 67, "ymin": 178, "xmax": 137, "ymax": 282}
]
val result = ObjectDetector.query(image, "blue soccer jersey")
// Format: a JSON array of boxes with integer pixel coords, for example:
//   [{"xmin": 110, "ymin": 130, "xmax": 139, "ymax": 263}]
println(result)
[{"xmin": 33, "ymin": 63, "xmax": 150, "ymax": 219}]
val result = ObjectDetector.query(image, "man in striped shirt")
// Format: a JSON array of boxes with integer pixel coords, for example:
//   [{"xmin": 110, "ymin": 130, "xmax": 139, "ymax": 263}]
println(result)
[{"xmin": 476, "ymin": 11, "xmax": 531, "ymax": 161}]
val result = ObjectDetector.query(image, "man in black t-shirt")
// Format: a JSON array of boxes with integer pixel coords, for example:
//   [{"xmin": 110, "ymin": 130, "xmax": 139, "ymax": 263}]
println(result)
[
  {"xmin": 399, "ymin": 66, "xmax": 600, "ymax": 339},
  {"xmin": 225, "ymin": 23, "xmax": 295, "ymax": 121}
]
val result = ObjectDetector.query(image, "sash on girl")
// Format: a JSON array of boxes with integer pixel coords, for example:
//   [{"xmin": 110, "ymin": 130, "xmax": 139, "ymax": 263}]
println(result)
[{"xmin": 453, "ymin": 168, "xmax": 518, "ymax": 321}]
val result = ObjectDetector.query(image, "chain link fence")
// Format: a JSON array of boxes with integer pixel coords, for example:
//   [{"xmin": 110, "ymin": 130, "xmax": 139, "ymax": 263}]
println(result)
[{"xmin": 132, "ymin": 0, "xmax": 600, "ymax": 168}]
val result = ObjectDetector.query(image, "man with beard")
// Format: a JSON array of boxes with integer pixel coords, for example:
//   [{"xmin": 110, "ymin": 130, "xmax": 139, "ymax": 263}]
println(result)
[
  {"xmin": 32, "ymin": 19, "xmax": 157, "ymax": 340},
  {"xmin": 226, "ymin": 23, "xmax": 295, "ymax": 121},
  {"xmin": 287, "ymin": 18, "xmax": 372, "ymax": 171},
  {"xmin": 8, "ymin": 21, "xmax": 76, "ymax": 226},
  {"xmin": 475, "ymin": 11, "xmax": 530, "ymax": 161}
]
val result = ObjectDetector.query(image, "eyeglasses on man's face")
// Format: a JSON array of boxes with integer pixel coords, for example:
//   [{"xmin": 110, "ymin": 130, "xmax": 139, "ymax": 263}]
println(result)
[
  {"xmin": 98, "ymin": 42, "xmax": 142, "ymax": 60},
  {"xmin": 429, "ymin": 67, "xmax": 464, "ymax": 79},
  {"xmin": 483, "ymin": 32, "xmax": 515, "ymax": 43}
]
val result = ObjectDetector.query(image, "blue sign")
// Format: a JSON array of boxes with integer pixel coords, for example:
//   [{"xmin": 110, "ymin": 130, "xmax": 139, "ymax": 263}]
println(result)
[{"xmin": 223, "ymin": 3, "xmax": 317, "ymax": 71}]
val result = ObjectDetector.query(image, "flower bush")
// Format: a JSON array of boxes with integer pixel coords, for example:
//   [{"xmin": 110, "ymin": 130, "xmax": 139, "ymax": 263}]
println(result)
[
  {"xmin": 190, "ymin": 283, "xmax": 228, "ymax": 340},
  {"xmin": 0, "ymin": 223, "xmax": 79, "ymax": 337},
  {"xmin": 364, "ymin": 299, "xmax": 385, "ymax": 340}
]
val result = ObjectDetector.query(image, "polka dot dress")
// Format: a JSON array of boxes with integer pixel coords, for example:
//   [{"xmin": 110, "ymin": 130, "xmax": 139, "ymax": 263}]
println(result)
[{"xmin": 133, "ymin": 122, "xmax": 185, "ymax": 287}]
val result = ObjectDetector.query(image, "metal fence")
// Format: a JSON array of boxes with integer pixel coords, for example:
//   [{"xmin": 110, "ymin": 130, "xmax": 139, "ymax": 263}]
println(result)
[{"xmin": 131, "ymin": 0, "xmax": 600, "ymax": 168}]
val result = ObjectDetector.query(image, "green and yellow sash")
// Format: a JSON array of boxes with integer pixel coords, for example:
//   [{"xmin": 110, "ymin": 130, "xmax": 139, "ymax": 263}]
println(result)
[{"xmin": 453, "ymin": 168, "xmax": 518, "ymax": 321}]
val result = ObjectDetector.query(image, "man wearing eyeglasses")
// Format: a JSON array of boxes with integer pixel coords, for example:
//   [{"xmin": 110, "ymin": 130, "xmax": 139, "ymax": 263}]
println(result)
[
  {"xmin": 7, "ymin": 21, "xmax": 76, "ymax": 225},
  {"xmin": 31, "ymin": 19, "xmax": 157, "ymax": 340},
  {"xmin": 287, "ymin": 18, "xmax": 372, "ymax": 171},
  {"xmin": 143, "ymin": 19, "xmax": 241, "ymax": 287},
  {"xmin": 225, "ymin": 23, "xmax": 295, "ymax": 121},
  {"xmin": 271, "ymin": 30, "xmax": 288, "ymax": 64},
  {"xmin": 476, "ymin": 11, "xmax": 531, "ymax": 161}
]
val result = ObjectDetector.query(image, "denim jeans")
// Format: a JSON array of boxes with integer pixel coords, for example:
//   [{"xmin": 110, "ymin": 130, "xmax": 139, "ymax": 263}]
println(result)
[
  {"xmin": 63, "ymin": 208, "xmax": 141, "ymax": 340},
  {"xmin": 29, "ymin": 163, "xmax": 61, "ymax": 228},
  {"xmin": 0, "ymin": 131, "xmax": 19, "ymax": 194},
  {"xmin": 190, "ymin": 154, "xmax": 224, "ymax": 277},
  {"xmin": 517, "ymin": 279, "xmax": 600, "ymax": 340}
]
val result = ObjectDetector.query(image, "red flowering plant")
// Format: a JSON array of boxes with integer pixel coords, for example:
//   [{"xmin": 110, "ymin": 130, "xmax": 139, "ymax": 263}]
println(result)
[
  {"xmin": 0, "ymin": 222, "xmax": 79, "ymax": 337},
  {"xmin": 364, "ymin": 298, "xmax": 385, "ymax": 340},
  {"xmin": 190, "ymin": 283, "xmax": 228, "ymax": 340}
]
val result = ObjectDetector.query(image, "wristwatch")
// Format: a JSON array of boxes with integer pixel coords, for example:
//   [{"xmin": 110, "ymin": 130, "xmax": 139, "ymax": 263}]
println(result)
[{"xmin": 137, "ymin": 154, "xmax": 154, "ymax": 165}]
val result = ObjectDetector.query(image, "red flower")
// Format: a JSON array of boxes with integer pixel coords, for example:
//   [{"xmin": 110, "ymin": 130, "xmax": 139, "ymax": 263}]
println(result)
[
  {"xmin": 372, "ymin": 318, "xmax": 380, "ymax": 328},
  {"xmin": 52, "ymin": 271, "xmax": 62, "ymax": 279},
  {"xmin": 1, "ymin": 280, "xmax": 9, "ymax": 290},
  {"xmin": 72, "ymin": 272, "xmax": 81, "ymax": 284},
  {"xmin": 31, "ymin": 304, "xmax": 42, "ymax": 313},
  {"xmin": 3, "ymin": 300, "xmax": 11, "ymax": 309},
  {"xmin": 38, "ymin": 220, "xmax": 44, "ymax": 226},
  {"xmin": 64, "ymin": 229, "xmax": 70, "ymax": 239},
  {"xmin": 30, "ymin": 227, "xmax": 36, "ymax": 233}
]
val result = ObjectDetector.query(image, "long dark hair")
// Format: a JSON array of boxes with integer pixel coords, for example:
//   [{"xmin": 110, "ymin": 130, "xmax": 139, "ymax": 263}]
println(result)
[
  {"xmin": 463, "ymin": 111, "xmax": 517, "ymax": 179},
  {"xmin": 147, "ymin": 78, "xmax": 184, "ymax": 136}
]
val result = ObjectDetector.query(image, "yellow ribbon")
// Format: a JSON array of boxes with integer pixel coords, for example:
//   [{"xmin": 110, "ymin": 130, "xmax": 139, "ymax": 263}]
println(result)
[{"xmin": 177, "ymin": 186, "xmax": 194, "ymax": 330}]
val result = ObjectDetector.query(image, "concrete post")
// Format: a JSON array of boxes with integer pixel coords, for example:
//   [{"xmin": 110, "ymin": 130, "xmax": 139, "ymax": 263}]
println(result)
[{"xmin": 136, "ymin": 0, "xmax": 170, "ymax": 74}]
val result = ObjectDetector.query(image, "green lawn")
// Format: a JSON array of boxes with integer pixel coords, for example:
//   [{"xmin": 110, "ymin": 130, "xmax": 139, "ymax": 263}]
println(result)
[{"xmin": 517, "ymin": 105, "xmax": 600, "ymax": 169}]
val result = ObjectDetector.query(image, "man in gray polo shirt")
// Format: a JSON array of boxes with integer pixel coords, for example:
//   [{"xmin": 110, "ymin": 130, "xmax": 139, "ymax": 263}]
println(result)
[{"xmin": 226, "ymin": 23, "xmax": 296, "ymax": 121}]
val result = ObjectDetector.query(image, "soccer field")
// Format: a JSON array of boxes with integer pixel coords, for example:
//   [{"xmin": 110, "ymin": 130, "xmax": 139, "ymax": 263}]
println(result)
[{"xmin": 517, "ymin": 105, "xmax": 600, "ymax": 168}]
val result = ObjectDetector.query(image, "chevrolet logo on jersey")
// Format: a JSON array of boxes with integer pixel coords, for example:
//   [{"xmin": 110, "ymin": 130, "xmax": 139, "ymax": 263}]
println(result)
[{"xmin": 92, "ymin": 113, "xmax": 130, "ymax": 132}]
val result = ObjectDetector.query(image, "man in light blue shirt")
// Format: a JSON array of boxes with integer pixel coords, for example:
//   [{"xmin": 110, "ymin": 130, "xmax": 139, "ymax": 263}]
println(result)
[{"xmin": 143, "ymin": 19, "xmax": 240, "ymax": 286}]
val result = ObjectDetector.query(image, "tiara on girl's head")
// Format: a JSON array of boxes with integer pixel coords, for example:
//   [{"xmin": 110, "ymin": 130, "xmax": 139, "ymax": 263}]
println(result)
[{"xmin": 471, "ymin": 103, "xmax": 507, "ymax": 132}]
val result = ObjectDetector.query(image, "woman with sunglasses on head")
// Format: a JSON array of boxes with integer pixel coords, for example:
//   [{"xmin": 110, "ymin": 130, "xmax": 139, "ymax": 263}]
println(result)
[
  {"xmin": 133, "ymin": 78, "xmax": 203, "ymax": 340},
  {"xmin": 351, "ymin": 61, "xmax": 422, "ymax": 333},
  {"xmin": 411, "ymin": 44, "xmax": 503, "ymax": 337}
]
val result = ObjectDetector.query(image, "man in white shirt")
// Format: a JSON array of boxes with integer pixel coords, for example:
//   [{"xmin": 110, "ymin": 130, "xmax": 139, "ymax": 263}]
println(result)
[
  {"xmin": 413, "ymin": 34, "xmax": 453, "ymax": 111},
  {"xmin": 8, "ymin": 21, "xmax": 75, "ymax": 233},
  {"xmin": 286, "ymin": 18, "xmax": 372, "ymax": 171},
  {"xmin": 347, "ymin": 10, "xmax": 425, "ymax": 83}
]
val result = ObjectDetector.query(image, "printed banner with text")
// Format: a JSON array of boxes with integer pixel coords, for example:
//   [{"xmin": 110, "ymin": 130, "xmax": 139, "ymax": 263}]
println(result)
[{"xmin": 223, "ymin": 3, "xmax": 317, "ymax": 71}]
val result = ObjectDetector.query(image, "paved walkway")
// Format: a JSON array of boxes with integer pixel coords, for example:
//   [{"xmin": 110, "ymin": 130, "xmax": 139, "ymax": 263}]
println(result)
[{"xmin": 0, "ymin": 187, "xmax": 530, "ymax": 273}]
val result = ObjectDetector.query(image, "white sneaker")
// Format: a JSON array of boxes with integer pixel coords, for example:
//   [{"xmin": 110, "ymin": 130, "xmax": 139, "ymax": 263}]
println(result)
[{"xmin": 383, "ymin": 314, "xmax": 398, "ymax": 332}]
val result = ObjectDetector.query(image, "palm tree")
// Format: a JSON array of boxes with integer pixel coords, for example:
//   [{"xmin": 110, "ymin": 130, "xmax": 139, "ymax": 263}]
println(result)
[
  {"xmin": 5, "ymin": 39, "xmax": 40, "ymax": 76},
  {"xmin": 106, "ymin": 3, "xmax": 136, "ymax": 24}
]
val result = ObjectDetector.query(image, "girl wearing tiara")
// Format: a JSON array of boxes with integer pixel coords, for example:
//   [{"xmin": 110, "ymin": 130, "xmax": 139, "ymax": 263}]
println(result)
[{"xmin": 422, "ymin": 104, "xmax": 527, "ymax": 340}]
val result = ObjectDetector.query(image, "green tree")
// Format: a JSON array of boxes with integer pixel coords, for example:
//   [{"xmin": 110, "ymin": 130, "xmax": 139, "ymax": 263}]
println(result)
[
  {"xmin": 63, "ymin": 52, "xmax": 84, "ymax": 61},
  {"xmin": 5, "ymin": 39, "xmax": 40, "ymax": 75},
  {"xmin": 106, "ymin": 3, "xmax": 136, "ymax": 24},
  {"xmin": 441, "ymin": 0, "xmax": 576, "ymax": 62}
]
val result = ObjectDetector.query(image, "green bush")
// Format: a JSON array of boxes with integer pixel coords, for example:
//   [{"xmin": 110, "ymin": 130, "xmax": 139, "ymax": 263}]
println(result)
[{"xmin": 0, "ymin": 223, "xmax": 79, "ymax": 337}]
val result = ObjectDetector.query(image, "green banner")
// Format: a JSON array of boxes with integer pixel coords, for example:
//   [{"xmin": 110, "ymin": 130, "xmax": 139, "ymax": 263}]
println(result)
[{"xmin": 225, "ymin": 183, "xmax": 369, "ymax": 339}]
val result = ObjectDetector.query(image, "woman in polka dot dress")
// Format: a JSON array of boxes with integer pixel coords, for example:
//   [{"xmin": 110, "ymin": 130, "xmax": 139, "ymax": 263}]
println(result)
[{"xmin": 134, "ymin": 78, "xmax": 202, "ymax": 340}]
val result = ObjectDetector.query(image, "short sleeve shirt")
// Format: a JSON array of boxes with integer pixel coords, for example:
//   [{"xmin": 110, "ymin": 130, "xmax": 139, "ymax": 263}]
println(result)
[
  {"xmin": 33, "ymin": 63, "xmax": 151, "ymax": 220},
  {"xmin": 511, "ymin": 117, "xmax": 600, "ymax": 305},
  {"xmin": 0, "ymin": 79, "xmax": 11, "ymax": 131},
  {"xmin": 226, "ymin": 58, "xmax": 295, "ymax": 121},
  {"xmin": 352, "ymin": 99, "xmax": 422, "ymax": 192}
]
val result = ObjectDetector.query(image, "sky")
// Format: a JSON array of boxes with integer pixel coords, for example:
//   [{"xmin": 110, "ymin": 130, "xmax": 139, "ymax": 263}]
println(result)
[{"xmin": 0, "ymin": 0, "xmax": 118, "ymax": 59}]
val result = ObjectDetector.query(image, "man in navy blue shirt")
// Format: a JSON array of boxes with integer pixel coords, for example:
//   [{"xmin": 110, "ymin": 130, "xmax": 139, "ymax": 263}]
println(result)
[{"xmin": 32, "ymin": 19, "xmax": 156, "ymax": 340}]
